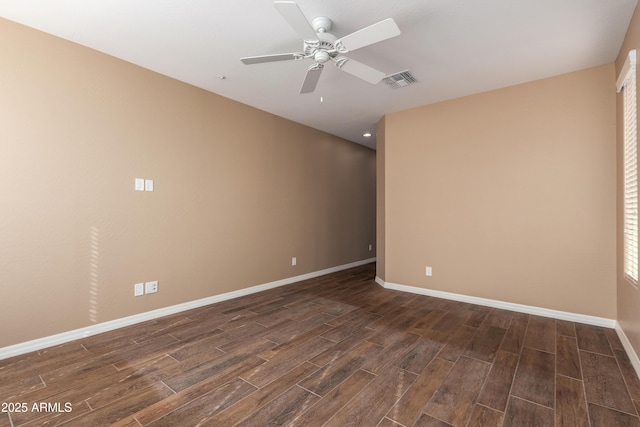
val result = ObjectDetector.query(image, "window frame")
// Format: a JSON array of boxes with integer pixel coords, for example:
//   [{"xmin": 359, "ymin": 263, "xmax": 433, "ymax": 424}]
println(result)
[{"xmin": 618, "ymin": 49, "xmax": 638, "ymax": 287}]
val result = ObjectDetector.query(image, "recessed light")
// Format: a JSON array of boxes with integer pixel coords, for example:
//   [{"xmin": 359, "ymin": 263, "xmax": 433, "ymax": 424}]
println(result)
[
  {"xmin": 218, "ymin": 75, "xmax": 226, "ymax": 80},
  {"xmin": 363, "ymin": 132, "xmax": 372, "ymax": 138}
]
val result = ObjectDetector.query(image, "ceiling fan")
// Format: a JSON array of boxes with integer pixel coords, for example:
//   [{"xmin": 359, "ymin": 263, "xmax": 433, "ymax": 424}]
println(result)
[{"xmin": 240, "ymin": 1, "xmax": 401, "ymax": 94}]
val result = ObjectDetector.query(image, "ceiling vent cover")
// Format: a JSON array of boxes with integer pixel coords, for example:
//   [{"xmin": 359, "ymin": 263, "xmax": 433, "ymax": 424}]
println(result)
[{"xmin": 383, "ymin": 70, "xmax": 417, "ymax": 88}]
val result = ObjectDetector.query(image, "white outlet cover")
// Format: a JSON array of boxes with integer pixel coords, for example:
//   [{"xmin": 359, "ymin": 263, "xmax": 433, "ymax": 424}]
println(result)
[
  {"xmin": 145, "ymin": 280, "xmax": 158, "ymax": 293},
  {"xmin": 135, "ymin": 178, "xmax": 145, "ymax": 191},
  {"xmin": 426, "ymin": 266, "xmax": 432, "ymax": 277},
  {"xmin": 145, "ymin": 179, "xmax": 154, "ymax": 192},
  {"xmin": 292, "ymin": 257, "xmax": 297, "ymax": 266}
]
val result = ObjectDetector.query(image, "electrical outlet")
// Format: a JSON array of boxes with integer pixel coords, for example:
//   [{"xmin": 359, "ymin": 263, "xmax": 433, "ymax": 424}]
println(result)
[
  {"xmin": 292, "ymin": 257, "xmax": 297, "ymax": 266},
  {"xmin": 145, "ymin": 281, "xmax": 158, "ymax": 294},
  {"xmin": 134, "ymin": 283, "xmax": 144, "ymax": 297},
  {"xmin": 368, "ymin": 244, "xmax": 372, "ymax": 251},
  {"xmin": 426, "ymin": 266, "xmax": 432, "ymax": 277}
]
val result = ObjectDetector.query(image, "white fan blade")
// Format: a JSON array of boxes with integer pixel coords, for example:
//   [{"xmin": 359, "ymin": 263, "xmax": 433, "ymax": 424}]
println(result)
[
  {"xmin": 241, "ymin": 53, "xmax": 301, "ymax": 64},
  {"xmin": 300, "ymin": 66, "xmax": 323, "ymax": 93},
  {"xmin": 336, "ymin": 58, "xmax": 385, "ymax": 85},
  {"xmin": 335, "ymin": 18, "xmax": 400, "ymax": 52},
  {"xmin": 274, "ymin": 1, "xmax": 318, "ymax": 41}
]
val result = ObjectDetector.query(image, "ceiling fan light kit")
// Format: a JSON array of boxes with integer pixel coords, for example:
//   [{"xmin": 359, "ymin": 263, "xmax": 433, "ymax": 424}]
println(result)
[{"xmin": 240, "ymin": 1, "xmax": 401, "ymax": 94}]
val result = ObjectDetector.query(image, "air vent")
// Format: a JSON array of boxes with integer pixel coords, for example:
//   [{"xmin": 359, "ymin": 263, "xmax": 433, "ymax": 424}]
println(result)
[{"xmin": 383, "ymin": 71, "xmax": 417, "ymax": 88}]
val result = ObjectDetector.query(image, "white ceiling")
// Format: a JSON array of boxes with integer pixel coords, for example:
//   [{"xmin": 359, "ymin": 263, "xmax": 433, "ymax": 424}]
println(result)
[{"xmin": 0, "ymin": 0, "xmax": 637, "ymax": 149}]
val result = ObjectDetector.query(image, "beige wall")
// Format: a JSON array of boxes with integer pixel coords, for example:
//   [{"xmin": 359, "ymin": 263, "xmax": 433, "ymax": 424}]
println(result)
[
  {"xmin": 381, "ymin": 64, "xmax": 617, "ymax": 318},
  {"xmin": 617, "ymin": 5, "xmax": 640, "ymax": 355},
  {"xmin": 376, "ymin": 116, "xmax": 386, "ymax": 280},
  {"xmin": 0, "ymin": 18, "xmax": 376, "ymax": 348}
]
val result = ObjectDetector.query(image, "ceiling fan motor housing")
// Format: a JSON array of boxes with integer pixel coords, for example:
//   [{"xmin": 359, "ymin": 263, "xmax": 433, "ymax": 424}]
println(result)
[{"xmin": 304, "ymin": 30, "xmax": 338, "ymax": 61}]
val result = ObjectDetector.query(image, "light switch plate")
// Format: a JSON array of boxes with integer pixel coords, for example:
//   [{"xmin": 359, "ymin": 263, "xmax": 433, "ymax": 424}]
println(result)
[
  {"xmin": 135, "ymin": 178, "xmax": 145, "ymax": 191},
  {"xmin": 145, "ymin": 179, "xmax": 154, "ymax": 192},
  {"xmin": 134, "ymin": 283, "xmax": 144, "ymax": 296}
]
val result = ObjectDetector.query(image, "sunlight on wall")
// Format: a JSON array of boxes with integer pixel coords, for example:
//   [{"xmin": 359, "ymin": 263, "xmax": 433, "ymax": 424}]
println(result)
[{"xmin": 89, "ymin": 226, "xmax": 99, "ymax": 323}]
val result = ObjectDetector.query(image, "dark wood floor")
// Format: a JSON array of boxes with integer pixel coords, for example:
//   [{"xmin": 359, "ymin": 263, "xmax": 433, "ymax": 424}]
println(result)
[{"xmin": 2, "ymin": 263, "xmax": 640, "ymax": 426}]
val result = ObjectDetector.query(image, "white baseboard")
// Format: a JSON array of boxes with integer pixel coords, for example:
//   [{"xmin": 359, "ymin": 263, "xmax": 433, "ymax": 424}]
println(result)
[
  {"xmin": 615, "ymin": 322, "xmax": 640, "ymax": 379},
  {"xmin": 0, "ymin": 258, "xmax": 376, "ymax": 361},
  {"xmin": 376, "ymin": 278, "xmax": 616, "ymax": 328}
]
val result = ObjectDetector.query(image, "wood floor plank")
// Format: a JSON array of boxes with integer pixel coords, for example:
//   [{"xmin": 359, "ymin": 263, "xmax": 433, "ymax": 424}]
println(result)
[
  {"xmin": 164, "ymin": 339, "xmax": 273, "ymax": 391},
  {"xmin": 6, "ymin": 361, "xmax": 124, "ymax": 419},
  {"xmin": 432, "ymin": 312, "xmax": 470, "ymax": 335},
  {"xmin": 575, "ymin": 324, "xmax": 614, "ymax": 356},
  {"xmin": 580, "ymin": 350, "xmax": 637, "ymax": 414},
  {"xmin": 0, "ymin": 342, "xmax": 90, "ymax": 384},
  {"xmin": 523, "ymin": 315, "xmax": 556, "ymax": 353},
  {"xmin": 504, "ymin": 396, "xmax": 555, "ymax": 427},
  {"xmin": 288, "ymin": 369, "xmax": 375, "ymax": 427},
  {"xmin": 481, "ymin": 308, "xmax": 514, "ymax": 329},
  {"xmin": 556, "ymin": 319, "xmax": 577, "ymax": 337},
  {"xmin": 299, "ymin": 340, "xmax": 379, "ymax": 396},
  {"xmin": 360, "ymin": 332, "xmax": 419, "ymax": 375},
  {"xmin": 166, "ymin": 332, "xmax": 226, "ymax": 362},
  {"xmin": 230, "ymin": 385, "xmax": 320, "ymax": 427},
  {"xmin": 387, "ymin": 357, "xmax": 453, "ymax": 427},
  {"xmin": 464, "ymin": 306, "xmax": 492, "ymax": 328},
  {"xmin": 604, "ymin": 328, "xmax": 625, "ymax": 351},
  {"xmin": 463, "ymin": 325, "xmax": 506, "ymax": 363},
  {"xmin": 109, "ymin": 416, "xmax": 143, "ymax": 427},
  {"xmin": 392, "ymin": 336, "xmax": 445, "ymax": 374},
  {"xmin": 240, "ymin": 336, "xmax": 335, "ymax": 387},
  {"xmin": 407, "ymin": 309, "xmax": 447, "ymax": 336},
  {"xmin": 262, "ymin": 312, "xmax": 336, "ymax": 344},
  {"xmin": 423, "ymin": 356, "xmax": 491, "ymax": 426},
  {"xmin": 145, "ymin": 377, "xmax": 255, "ymax": 426},
  {"xmin": 614, "ymin": 349, "xmax": 640, "ymax": 401},
  {"xmin": 588, "ymin": 403, "xmax": 640, "ymax": 426},
  {"xmin": 500, "ymin": 317, "xmax": 527, "ymax": 355},
  {"xmin": 437, "ymin": 326, "xmax": 477, "ymax": 362},
  {"xmin": 378, "ymin": 417, "xmax": 404, "ymax": 427},
  {"xmin": 61, "ymin": 382, "xmax": 174, "ymax": 426},
  {"xmin": 476, "ymin": 350, "xmax": 518, "ymax": 412},
  {"xmin": 309, "ymin": 327, "xmax": 379, "ymax": 367},
  {"xmin": 556, "ymin": 335, "xmax": 582, "ymax": 379},
  {"xmin": 511, "ymin": 347, "xmax": 555, "ymax": 407},
  {"xmin": 324, "ymin": 366, "xmax": 417, "ymax": 427},
  {"xmin": 259, "ymin": 324, "xmax": 332, "ymax": 360},
  {"xmin": 112, "ymin": 334, "xmax": 183, "ymax": 370},
  {"xmin": 466, "ymin": 404, "xmax": 505, "ymax": 427},
  {"xmin": 0, "ymin": 374, "xmax": 45, "ymax": 401},
  {"xmin": 209, "ymin": 362, "xmax": 318, "ymax": 426},
  {"xmin": 0, "ymin": 412, "xmax": 11, "ymax": 427},
  {"xmin": 83, "ymin": 355, "xmax": 181, "ymax": 410},
  {"xmin": 368, "ymin": 315, "xmax": 420, "ymax": 347},
  {"xmin": 556, "ymin": 374, "xmax": 589, "ymax": 427},
  {"xmin": 412, "ymin": 413, "xmax": 454, "ymax": 426},
  {"xmin": 320, "ymin": 311, "xmax": 379, "ymax": 342}
]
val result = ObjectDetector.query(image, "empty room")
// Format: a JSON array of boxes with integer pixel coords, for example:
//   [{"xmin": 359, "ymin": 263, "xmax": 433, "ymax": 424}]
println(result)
[{"xmin": 2, "ymin": 0, "xmax": 640, "ymax": 426}]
